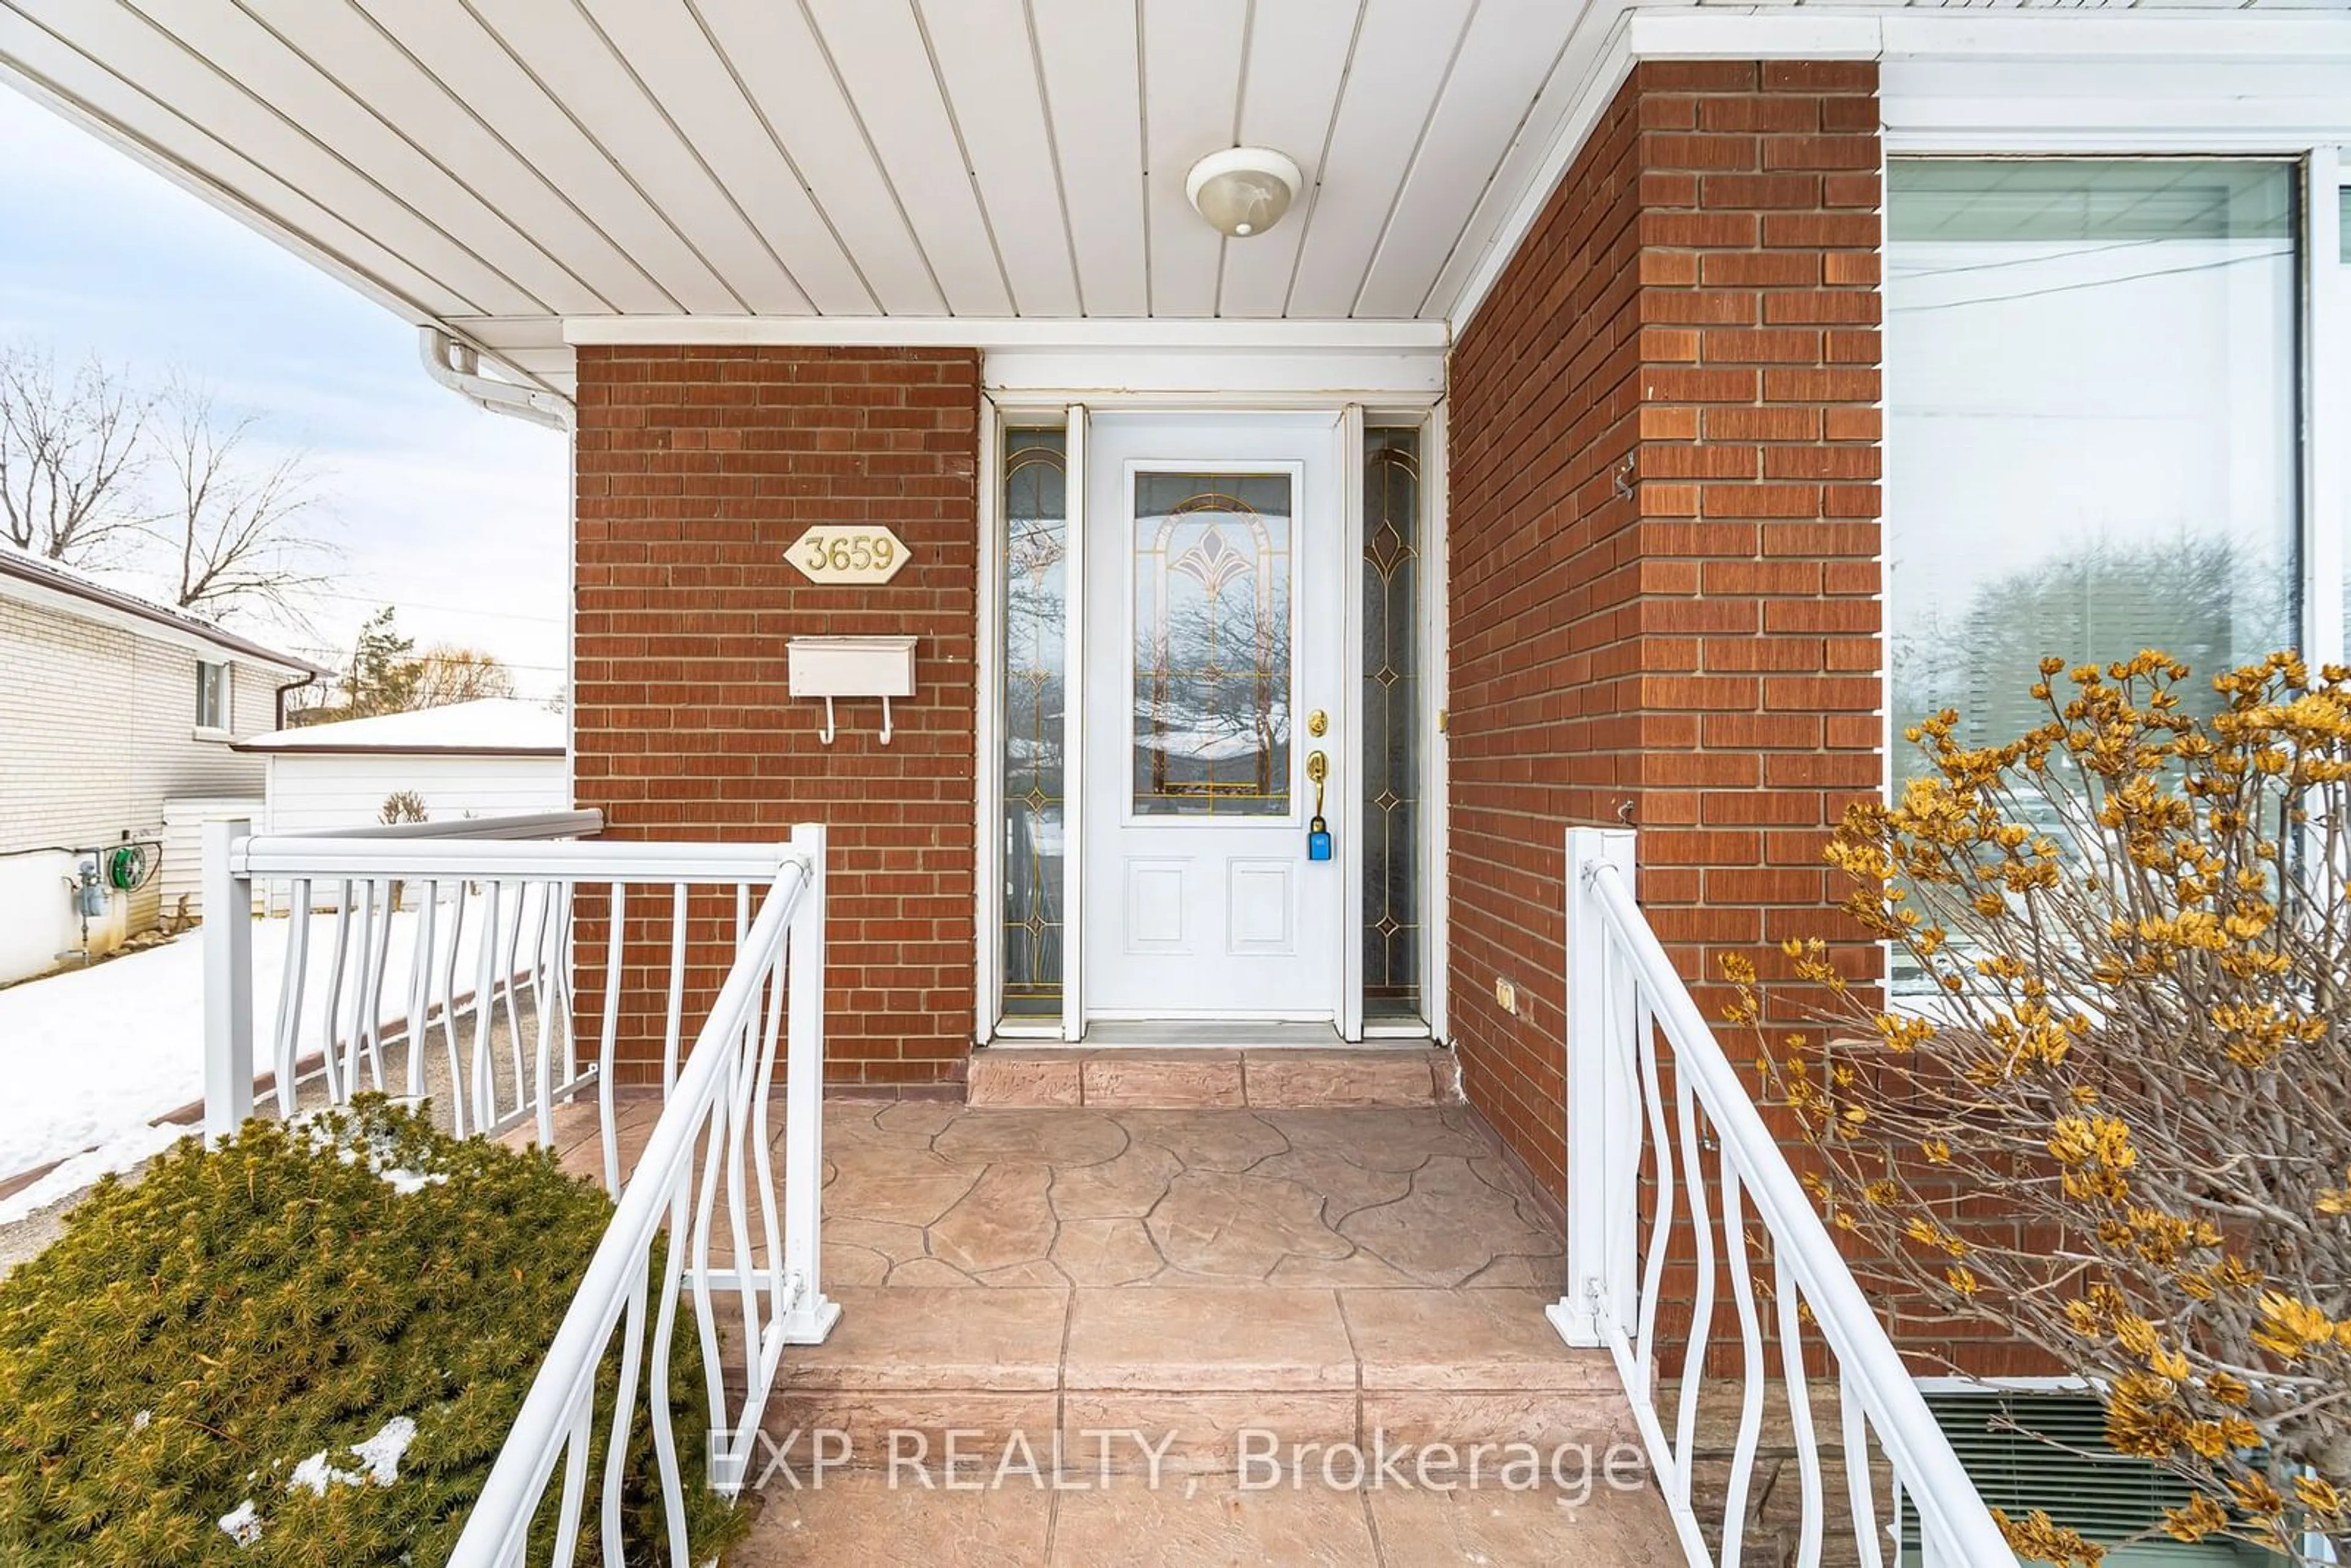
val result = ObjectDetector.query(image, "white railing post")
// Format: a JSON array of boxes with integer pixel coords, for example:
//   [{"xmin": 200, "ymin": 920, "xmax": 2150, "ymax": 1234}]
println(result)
[
  {"xmin": 203, "ymin": 817, "xmax": 256, "ymax": 1143},
  {"xmin": 1552, "ymin": 825, "xmax": 1639, "ymax": 1348},
  {"xmin": 778, "ymin": 822, "xmax": 839, "ymax": 1345}
]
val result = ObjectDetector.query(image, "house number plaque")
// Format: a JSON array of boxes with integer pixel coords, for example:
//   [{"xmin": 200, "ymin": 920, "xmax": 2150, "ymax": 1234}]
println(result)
[{"xmin": 787, "ymin": 524, "xmax": 911, "ymax": 585}]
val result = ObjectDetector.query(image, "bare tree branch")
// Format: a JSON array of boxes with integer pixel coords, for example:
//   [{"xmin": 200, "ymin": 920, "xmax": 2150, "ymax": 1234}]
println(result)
[
  {"xmin": 0, "ymin": 342, "xmax": 154, "ymax": 565},
  {"xmin": 410, "ymin": 644, "xmax": 515, "ymax": 708},
  {"xmin": 153, "ymin": 375, "xmax": 338, "ymax": 626},
  {"xmin": 1734, "ymin": 651, "xmax": 2351, "ymax": 1564}
]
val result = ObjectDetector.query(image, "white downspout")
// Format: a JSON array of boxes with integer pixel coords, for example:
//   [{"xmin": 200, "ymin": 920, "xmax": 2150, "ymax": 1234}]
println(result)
[{"xmin": 419, "ymin": 327, "xmax": 574, "ymax": 432}]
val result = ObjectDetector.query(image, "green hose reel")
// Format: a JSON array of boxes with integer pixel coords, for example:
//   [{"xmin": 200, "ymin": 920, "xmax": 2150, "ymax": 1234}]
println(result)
[{"xmin": 104, "ymin": 843, "xmax": 152, "ymax": 892}]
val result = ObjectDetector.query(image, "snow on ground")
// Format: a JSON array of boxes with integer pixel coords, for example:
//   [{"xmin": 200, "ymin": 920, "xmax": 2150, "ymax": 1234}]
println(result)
[
  {"xmin": 0, "ymin": 1121, "xmax": 193, "ymax": 1226},
  {"xmin": 0, "ymin": 893, "xmax": 527, "ymax": 1188}
]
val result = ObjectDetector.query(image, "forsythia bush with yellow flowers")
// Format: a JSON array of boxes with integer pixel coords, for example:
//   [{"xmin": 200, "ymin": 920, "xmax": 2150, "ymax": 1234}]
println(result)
[{"xmin": 1728, "ymin": 651, "xmax": 2351, "ymax": 1566}]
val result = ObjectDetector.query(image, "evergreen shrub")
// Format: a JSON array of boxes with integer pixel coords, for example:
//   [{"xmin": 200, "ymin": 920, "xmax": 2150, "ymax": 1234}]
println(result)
[{"xmin": 0, "ymin": 1098, "xmax": 741, "ymax": 1565}]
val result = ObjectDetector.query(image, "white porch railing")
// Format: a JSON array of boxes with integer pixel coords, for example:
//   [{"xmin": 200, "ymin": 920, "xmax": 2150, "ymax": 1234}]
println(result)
[
  {"xmin": 1553, "ymin": 827, "xmax": 2017, "ymax": 1568},
  {"xmin": 449, "ymin": 824, "xmax": 837, "ymax": 1566},
  {"xmin": 203, "ymin": 809, "xmax": 606, "ymax": 1149},
  {"xmin": 202, "ymin": 810, "xmax": 814, "ymax": 1187},
  {"xmin": 201, "ymin": 814, "xmax": 839, "ymax": 1563}
]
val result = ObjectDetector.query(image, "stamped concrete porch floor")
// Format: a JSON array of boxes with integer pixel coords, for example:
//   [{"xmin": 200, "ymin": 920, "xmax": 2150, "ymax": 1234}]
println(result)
[{"xmin": 537, "ymin": 1095, "xmax": 1675, "ymax": 1564}]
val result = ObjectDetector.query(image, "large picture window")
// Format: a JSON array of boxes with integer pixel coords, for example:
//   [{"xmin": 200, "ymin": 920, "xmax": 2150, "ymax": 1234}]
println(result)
[{"xmin": 1886, "ymin": 160, "xmax": 2303, "ymax": 789}]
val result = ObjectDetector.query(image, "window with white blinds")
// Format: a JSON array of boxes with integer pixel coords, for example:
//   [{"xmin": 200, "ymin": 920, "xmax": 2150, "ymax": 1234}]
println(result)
[
  {"xmin": 2340, "ymin": 182, "xmax": 2350, "ymax": 657},
  {"xmin": 1885, "ymin": 159, "xmax": 2303, "ymax": 781}
]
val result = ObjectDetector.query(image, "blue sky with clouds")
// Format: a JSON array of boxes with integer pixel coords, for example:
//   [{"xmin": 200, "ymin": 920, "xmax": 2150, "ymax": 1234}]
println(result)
[{"xmin": 0, "ymin": 85, "xmax": 569, "ymax": 698}]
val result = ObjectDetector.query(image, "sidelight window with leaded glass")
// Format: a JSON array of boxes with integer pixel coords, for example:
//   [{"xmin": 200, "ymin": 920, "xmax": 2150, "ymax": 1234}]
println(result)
[
  {"xmin": 1000, "ymin": 429, "xmax": 1068, "ymax": 1018},
  {"xmin": 1362, "ymin": 428, "xmax": 1423, "ymax": 1021}
]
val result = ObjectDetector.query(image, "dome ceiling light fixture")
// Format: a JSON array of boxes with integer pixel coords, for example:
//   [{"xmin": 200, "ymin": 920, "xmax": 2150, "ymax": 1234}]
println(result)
[{"xmin": 1185, "ymin": 147, "xmax": 1303, "ymax": 239}]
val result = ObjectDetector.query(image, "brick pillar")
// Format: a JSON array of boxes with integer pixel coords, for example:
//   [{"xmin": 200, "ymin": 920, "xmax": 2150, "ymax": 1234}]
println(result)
[
  {"xmin": 571, "ymin": 345, "xmax": 980, "ymax": 1090},
  {"xmin": 1447, "ymin": 61, "xmax": 1883, "ymax": 1198}
]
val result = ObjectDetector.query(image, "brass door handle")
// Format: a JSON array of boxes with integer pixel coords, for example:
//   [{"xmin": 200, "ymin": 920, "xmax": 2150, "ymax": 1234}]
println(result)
[{"xmin": 1305, "ymin": 750, "xmax": 1327, "ymax": 785}]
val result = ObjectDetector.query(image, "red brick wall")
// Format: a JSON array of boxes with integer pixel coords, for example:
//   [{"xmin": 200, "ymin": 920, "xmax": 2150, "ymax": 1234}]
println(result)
[
  {"xmin": 572, "ymin": 344, "xmax": 980, "ymax": 1089},
  {"xmin": 1447, "ymin": 61, "xmax": 1884, "ymax": 1198}
]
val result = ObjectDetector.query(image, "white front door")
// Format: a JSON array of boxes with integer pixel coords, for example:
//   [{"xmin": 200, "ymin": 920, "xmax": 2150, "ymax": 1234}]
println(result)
[{"xmin": 1081, "ymin": 413, "xmax": 1346, "ymax": 1022}]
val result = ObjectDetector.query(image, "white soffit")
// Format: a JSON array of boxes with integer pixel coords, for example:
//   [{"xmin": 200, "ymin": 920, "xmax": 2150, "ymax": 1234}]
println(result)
[
  {"xmin": 0, "ymin": 0, "xmax": 1594, "ymax": 392},
  {"xmin": 0, "ymin": 0, "xmax": 2344, "ymax": 396}
]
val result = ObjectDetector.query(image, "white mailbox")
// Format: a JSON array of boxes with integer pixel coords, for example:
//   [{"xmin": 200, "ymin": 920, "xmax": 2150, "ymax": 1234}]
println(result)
[{"xmin": 787, "ymin": 635, "xmax": 917, "ymax": 745}]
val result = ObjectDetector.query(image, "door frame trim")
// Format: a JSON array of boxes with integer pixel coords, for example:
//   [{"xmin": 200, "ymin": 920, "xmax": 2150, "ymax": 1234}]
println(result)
[
  {"xmin": 1337, "ymin": 405, "xmax": 1368, "ymax": 1043},
  {"xmin": 1062, "ymin": 407, "xmax": 1090, "ymax": 1042},
  {"xmin": 976, "ymin": 395, "xmax": 1447, "ymax": 1046}
]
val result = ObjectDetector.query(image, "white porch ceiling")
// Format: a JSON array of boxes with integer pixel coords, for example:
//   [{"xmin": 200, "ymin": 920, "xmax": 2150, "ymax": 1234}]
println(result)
[{"xmin": 0, "ymin": 0, "xmax": 2331, "ymax": 397}]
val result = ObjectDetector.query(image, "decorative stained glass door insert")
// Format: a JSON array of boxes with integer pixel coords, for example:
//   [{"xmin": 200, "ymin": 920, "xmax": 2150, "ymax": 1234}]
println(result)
[{"xmin": 1130, "ymin": 473, "xmax": 1294, "ymax": 817}]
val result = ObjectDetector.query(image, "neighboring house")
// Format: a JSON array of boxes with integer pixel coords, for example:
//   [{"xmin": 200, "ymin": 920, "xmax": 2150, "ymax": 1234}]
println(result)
[
  {"xmin": 233, "ymin": 697, "xmax": 568, "ymax": 834},
  {"xmin": 0, "ymin": 548, "xmax": 328, "ymax": 984}
]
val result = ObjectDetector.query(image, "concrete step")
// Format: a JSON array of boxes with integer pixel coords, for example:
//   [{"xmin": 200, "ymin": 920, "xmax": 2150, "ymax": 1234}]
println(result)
[
  {"xmin": 744, "ymin": 1286, "xmax": 1635, "ymax": 1478},
  {"xmin": 724, "ymin": 1286, "xmax": 1676, "ymax": 1564},
  {"xmin": 728, "ymin": 1463, "xmax": 1682, "ymax": 1566},
  {"xmin": 685, "ymin": 1099, "xmax": 1676, "ymax": 1561},
  {"xmin": 966, "ymin": 1046, "xmax": 1459, "ymax": 1109}
]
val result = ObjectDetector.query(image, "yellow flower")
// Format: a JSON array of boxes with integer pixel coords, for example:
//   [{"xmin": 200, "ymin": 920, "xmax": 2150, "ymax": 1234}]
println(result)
[
  {"xmin": 1999, "ymin": 1509, "xmax": 2107, "ymax": 1567},
  {"xmin": 2295, "ymin": 1474, "xmax": 2344, "ymax": 1518},
  {"xmin": 2251, "ymin": 1293, "xmax": 2338, "ymax": 1360},
  {"xmin": 2229, "ymin": 1472, "xmax": 2285, "ymax": 1517},
  {"xmin": 2162, "ymin": 1494, "xmax": 2229, "ymax": 1543},
  {"xmin": 2317, "ymin": 1169, "xmax": 2351, "ymax": 1216}
]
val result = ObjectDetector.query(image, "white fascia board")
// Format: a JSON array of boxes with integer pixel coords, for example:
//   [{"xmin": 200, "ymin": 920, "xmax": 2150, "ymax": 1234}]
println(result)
[
  {"xmin": 0, "ymin": 66, "xmax": 573, "ymax": 400},
  {"xmin": 0, "ymin": 58, "xmax": 554, "ymax": 398},
  {"xmin": 0, "ymin": 58, "xmax": 432, "ymax": 332},
  {"xmin": 1445, "ymin": 14, "xmax": 1640, "ymax": 336},
  {"xmin": 1447, "ymin": 7, "xmax": 2351, "ymax": 332},
  {"xmin": 0, "ymin": 572, "xmax": 313, "ymax": 677},
  {"xmin": 983, "ymin": 348, "xmax": 1445, "ymax": 401},
  {"xmin": 1634, "ymin": 10, "xmax": 2351, "ymax": 68},
  {"xmin": 1878, "ymin": 14, "xmax": 2351, "ymax": 66},
  {"xmin": 1623, "ymin": 13, "xmax": 1880, "ymax": 62},
  {"xmin": 561, "ymin": 315, "xmax": 1450, "ymax": 353}
]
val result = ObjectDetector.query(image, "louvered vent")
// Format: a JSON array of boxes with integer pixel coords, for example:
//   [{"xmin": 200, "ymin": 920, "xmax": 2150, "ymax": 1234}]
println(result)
[{"xmin": 1910, "ymin": 1392, "xmax": 2270, "ymax": 1565}]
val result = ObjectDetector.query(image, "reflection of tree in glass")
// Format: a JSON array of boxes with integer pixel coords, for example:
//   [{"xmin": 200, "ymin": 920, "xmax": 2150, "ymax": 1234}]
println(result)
[
  {"xmin": 1002, "ymin": 447, "xmax": 1069, "ymax": 1010},
  {"xmin": 1886, "ymin": 529, "xmax": 2289, "ymax": 992},
  {"xmin": 1135, "ymin": 564, "xmax": 1291, "ymax": 809},
  {"xmin": 1004, "ymin": 529, "xmax": 1066, "ymax": 777},
  {"xmin": 1894, "ymin": 528, "xmax": 2288, "ymax": 789}
]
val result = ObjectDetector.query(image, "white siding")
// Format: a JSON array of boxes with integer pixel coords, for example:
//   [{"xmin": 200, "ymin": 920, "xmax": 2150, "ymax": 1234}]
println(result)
[
  {"xmin": 261, "ymin": 752, "xmax": 567, "ymax": 835},
  {"xmin": 159, "ymin": 795, "xmax": 265, "ymax": 923},
  {"xmin": 0, "ymin": 596, "xmax": 293, "ymax": 948}
]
